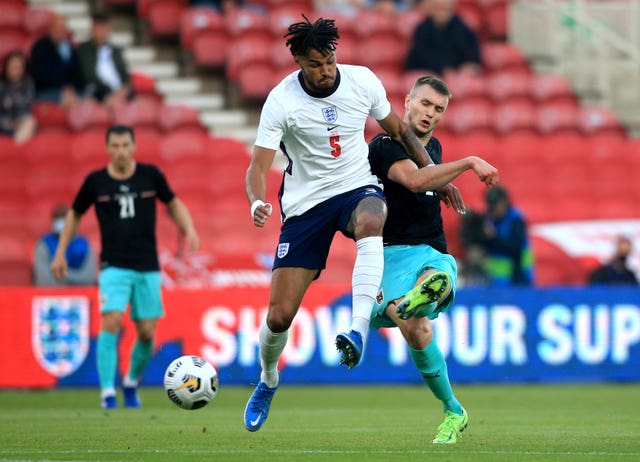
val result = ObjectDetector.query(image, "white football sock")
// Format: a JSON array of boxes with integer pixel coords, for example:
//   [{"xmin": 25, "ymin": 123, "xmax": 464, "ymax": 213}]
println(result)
[
  {"xmin": 258, "ymin": 319, "xmax": 287, "ymax": 388},
  {"xmin": 351, "ymin": 236, "xmax": 384, "ymax": 345}
]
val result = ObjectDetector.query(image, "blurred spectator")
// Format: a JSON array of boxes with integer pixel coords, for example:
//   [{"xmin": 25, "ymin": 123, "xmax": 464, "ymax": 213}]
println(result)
[
  {"xmin": 33, "ymin": 203, "xmax": 97, "ymax": 286},
  {"xmin": 29, "ymin": 14, "xmax": 81, "ymax": 108},
  {"xmin": 0, "ymin": 51, "xmax": 37, "ymax": 144},
  {"xmin": 367, "ymin": 0, "xmax": 409, "ymax": 13},
  {"xmin": 314, "ymin": 0, "xmax": 366, "ymax": 18},
  {"xmin": 459, "ymin": 208, "xmax": 488, "ymax": 286},
  {"xmin": 480, "ymin": 185, "xmax": 534, "ymax": 287},
  {"xmin": 588, "ymin": 235, "xmax": 639, "ymax": 285},
  {"xmin": 404, "ymin": 0, "xmax": 482, "ymax": 75},
  {"xmin": 77, "ymin": 12, "xmax": 132, "ymax": 110},
  {"xmin": 190, "ymin": 0, "xmax": 242, "ymax": 14}
]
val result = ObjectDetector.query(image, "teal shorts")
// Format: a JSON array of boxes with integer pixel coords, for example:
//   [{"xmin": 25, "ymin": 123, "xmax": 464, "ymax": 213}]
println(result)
[
  {"xmin": 98, "ymin": 267, "xmax": 164, "ymax": 320},
  {"xmin": 370, "ymin": 244, "xmax": 457, "ymax": 329}
]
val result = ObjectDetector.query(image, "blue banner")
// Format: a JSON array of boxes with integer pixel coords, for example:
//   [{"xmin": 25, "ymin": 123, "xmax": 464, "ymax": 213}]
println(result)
[{"xmin": 46, "ymin": 286, "xmax": 640, "ymax": 387}]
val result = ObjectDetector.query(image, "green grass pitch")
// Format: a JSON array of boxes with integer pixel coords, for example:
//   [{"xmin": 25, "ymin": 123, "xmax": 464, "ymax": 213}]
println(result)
[{"xmin": 0, "ymin": 384, "xmax": 639, "ymax": 461}]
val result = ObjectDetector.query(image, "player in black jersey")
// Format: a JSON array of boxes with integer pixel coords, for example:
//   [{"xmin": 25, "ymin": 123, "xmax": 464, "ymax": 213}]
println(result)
[
  {"xmin": 51, "ymin": 125, "xmax": 200, "ymax": 409},
  {"xmin": 368, "ymin": 76, "xmax": 498, "ymax": 444}
]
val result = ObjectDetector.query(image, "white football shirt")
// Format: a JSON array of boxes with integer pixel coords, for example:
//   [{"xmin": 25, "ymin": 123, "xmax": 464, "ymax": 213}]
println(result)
[{"xmin": 255, "ymin": 64, "xmax": 391, "ymax": 220}]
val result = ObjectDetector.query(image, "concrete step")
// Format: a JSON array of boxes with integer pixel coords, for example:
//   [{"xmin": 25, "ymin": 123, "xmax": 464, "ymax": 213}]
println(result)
[
  {"xmin": 200, "ymin": 110, "xmax": 248, "ymax": 129},
  {"xmin": 124, "ymin": 47, "xmax": 156, "ymax": 65},
  {"xmin": 132, "ymin": 62, "xmax": 179, "ymax": 79},
  {"xmin": 156, "ymin": 78, "xmax": 202, "ymax": 95},
  {"xmin": 46, "ymin": 1, "xmax": 88, "ymax": 16},
  {"xmin": 166, "ymin": 93, "xmax": 224, "ymax": 110},
  {"xmin": 213, "ymin": 126, "xmax": 258, "ymax": 144},
  {"xmin": 111, "ymin": 31, "xmax": 135, "ymax": 48}
]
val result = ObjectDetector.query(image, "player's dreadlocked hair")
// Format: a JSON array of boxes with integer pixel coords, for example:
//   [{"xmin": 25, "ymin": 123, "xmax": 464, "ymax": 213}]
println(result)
[{"xmin": 284, "ymin": 15, "xmax": 339, "ymax": 57}]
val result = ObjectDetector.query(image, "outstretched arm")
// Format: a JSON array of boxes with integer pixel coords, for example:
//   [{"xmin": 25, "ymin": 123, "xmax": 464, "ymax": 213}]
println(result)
[
  {"xmin": 388, "ymin": 155, "xmax": 499, "ymax": 195},
  {"xmin": 246, "ymin": 145, "xmax": 277, "ymax": 228},
  {"xmin": 50, "ymin": 210, "xmax": 82, "ymax": 282},
  {"xmin": 377, "ymin": 110, "xmax": 433, "ymax": 168},
  {"xmin": 167, "ymin": 197, "xmax": 200, "ymax": 252}
]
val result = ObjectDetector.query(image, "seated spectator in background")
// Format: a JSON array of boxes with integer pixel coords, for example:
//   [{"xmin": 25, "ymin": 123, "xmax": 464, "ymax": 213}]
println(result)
[
  {"xmin": 33, "ymin": 203, "xmax": 96, "ymax": 286},
  {"xmin": 77, "ymin": 12, "xmax": 132, "ymax": 110},
  {"xmin": 404, "ymin": 0, "xmax": 482, "ymax": 75},
  {"xmin": 29, "ymin": 14, "xmax": 81, "ymax": 108},
  {"xmin": 588, "ymin": 235, "xmax": 639, "ymax": 285},
  {"xmin": 367, "ymin": 0, "xmax": 408, "ymax": 14},
  {"xmin": 459, "ymin": 208, "xmax": 488, "ymax": 286},
  {"xmin": 190, "ymin": 0, "xmax": 242, "ymax": 14},
  {"xmin": 0, "ymin": 51, "xmax": 37, "ymax": 144},
  {"xmin": 480, "ymin": 186, "xmax": 534, "ymax": 287}
]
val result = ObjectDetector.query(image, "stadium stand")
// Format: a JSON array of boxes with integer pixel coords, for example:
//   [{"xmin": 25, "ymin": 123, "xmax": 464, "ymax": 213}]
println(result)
[{"xmin": 0, "ymin": 0, "xmax": 637, "ymax": 287}]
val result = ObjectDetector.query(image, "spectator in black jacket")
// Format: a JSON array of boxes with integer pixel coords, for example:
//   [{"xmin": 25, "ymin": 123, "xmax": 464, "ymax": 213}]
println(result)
[
  {"xmin": 404, "ymin": 0, "xmax": 482, "ymax": 76},
  {"xmin": 77, "ymin": 12, "xmax": 132, "ymax": 110},
  {"xmin": 589, "ymin": 235, "xmax": 639, "ymax": 285},
  {"xmin": 29, "ymin": 14, "xmax": 81, "ymax": 107}
]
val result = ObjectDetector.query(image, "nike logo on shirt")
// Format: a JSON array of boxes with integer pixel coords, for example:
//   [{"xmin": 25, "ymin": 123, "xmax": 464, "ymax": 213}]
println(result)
[{"xmin": 327, "ymin": 125, "xmax": 339, "ymax": 131}]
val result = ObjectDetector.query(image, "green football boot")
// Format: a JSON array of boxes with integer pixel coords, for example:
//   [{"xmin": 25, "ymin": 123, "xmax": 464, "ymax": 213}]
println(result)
[
  {"xmin": 396, "ymin": 271, "xmax": 450, "ymax": 320},
  {"xmin": 431, "ymin": 408, "xmax": 469, "ymax": 444}
]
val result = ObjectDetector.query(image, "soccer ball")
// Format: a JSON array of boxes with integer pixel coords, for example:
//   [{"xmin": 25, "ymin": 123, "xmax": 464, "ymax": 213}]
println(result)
[{"xmin": 163, "ymin": 355, "xmax": 219, "ymax": 410}]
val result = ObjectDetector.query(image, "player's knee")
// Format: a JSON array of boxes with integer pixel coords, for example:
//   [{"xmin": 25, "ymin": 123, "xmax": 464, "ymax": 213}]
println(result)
[
  {"xmin": 266, "ymin": 310, "xmax": 295, "ymax": 333},
  {"xmin": 354, "ymin": 210, "xmax": 386, "ymax": 238}
]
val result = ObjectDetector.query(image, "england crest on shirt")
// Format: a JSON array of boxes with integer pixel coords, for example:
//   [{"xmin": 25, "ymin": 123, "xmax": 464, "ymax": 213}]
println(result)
[
  {"xmin": 32, "ymin": 296, "xmax": 90, "ymax": 378},
  {"xmin": 322, "ymin": 106, "xmax": 338, "ymax": 123}
]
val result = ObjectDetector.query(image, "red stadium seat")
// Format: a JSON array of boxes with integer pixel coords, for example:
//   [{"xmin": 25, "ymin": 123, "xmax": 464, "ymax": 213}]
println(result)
[
  {"xmin": 70, "ymin": 129, "xmax": 109, "ymax": 165},
  {"xmin": 0, "ymin": 1, "xmax": 25, "ymax": 33},
  {"xmin": 32, "ymin": 102, "xmax": 69, "ymax": 132},
  {"xmin": 180, "ymin": 7, "xmax": 223, "ymax": 51},
  {"xmin": 67, "ymin": 100, "xmax": 113, "ymax": 132},
  {"xmin": 148, "ymin": 0, "xmax": 188, "ymax": 38},
  {"xmin": 486, "ymin": 70, "xmax": 532, "ymax": 103},
  {"xmin": 22, "ymin": 7, "xmax": 55, "ymax": 38},
  {"xmin": 351, "ymin": 10, "xmax": 396, "ymax": 39},
  {"xmin": 157, "ymin": 104, "xmax": 203, "ymax": 132},
  {"xmin": 484, "ymin": 0, "xmax": 508, "ymax": 40},
  {"xmin": 227, "ymin": 8, "xmax": 270, "ymax": 40},
  {"xmin": 444, "ymin": 71, "xmax": 490, "ymax": 104},
  {"xmin": 535, "ymin": 102, "xmax": 581, "ymax": 135},
  {"xmin": 130, "ymin": 72, "xmax": 161, "ymax": 102},
  {"xmin": 192, "ymin": 29, "xmax": 230, "ymax": 69},
  {"xmin": 237, "ymin": 63, "xmax": 277, "ymax": 103},
  {"xmin": 159, "ymin": 130, "xmax": 209, "ymax": 162},
  {"xmin": 482, "ymin": 42, "xmax": 531, "ymax": 74},
  {"xmin": 394, "ymin": 8, "xmax": 425, "ymax": 42},
  {"xmin": 374, "ymin": 67, "xmax": 404, "ymax": 101},
  {"xmin": 24, "ymin": 132, "xmax": 75, "ymax": 162},
  {"xmin": 0, "ymin": 30, "xmax": 29, "ymax": 64},
  {"xmin": 266, "ymin": 7, "xmax": 313, "ymax": 39},
  {"xmin": 445, "ymin": 100, "xmax": 493, "ymax": 135},
  {"xmin": 356, "ymin": 33, "xmax": 405, "ymax": 72},
  {"xmin": 493, "ymin": 100, "xmax": 537, "ymax": 136},
  {"xmin": 0, "ymin": 260, "xmax": 32, "ymax": 286},
  {"xmin": 578, "ymin": 105, "xmax": 626, "ymax": 138},
  {"xmin": 113, "ymin": 97, "xmax": 160, "ymax": 130},
  {"xmin": 530, "ymin": 73, "xmax": 578, "ymax": 106},
  {"xmin": 226, "ymin": 36, "xmax": 274, "ymax": 83}
]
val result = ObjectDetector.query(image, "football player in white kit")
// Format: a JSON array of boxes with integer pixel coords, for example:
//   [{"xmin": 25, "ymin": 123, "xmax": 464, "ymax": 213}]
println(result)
[{"xmin": 243, "ymin": 16, "xmax": 434, "ymax": 432}]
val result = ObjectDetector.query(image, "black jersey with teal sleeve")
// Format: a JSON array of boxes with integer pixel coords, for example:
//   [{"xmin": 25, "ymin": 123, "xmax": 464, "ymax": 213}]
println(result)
[
  {"xmin": 72, "ymin": 163, "xmax": 175, "ymax": 271},
  {"xmin": 368, "ymin": 133, "xmax": 447, "ymax": 253}
]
